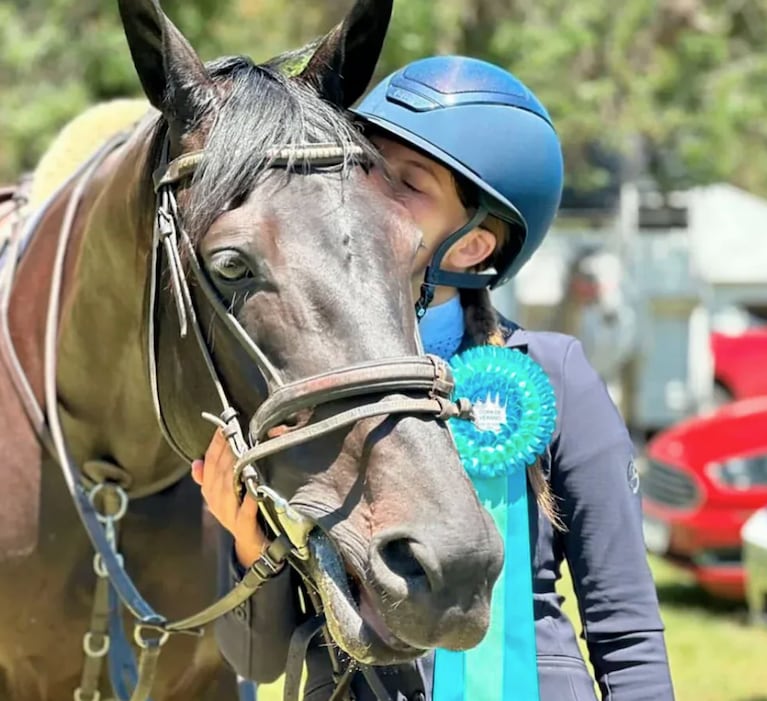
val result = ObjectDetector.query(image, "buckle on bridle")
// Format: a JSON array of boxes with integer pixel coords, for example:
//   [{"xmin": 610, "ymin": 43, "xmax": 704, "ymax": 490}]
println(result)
[{"xmin": 254, "ymin": 484, "xmax": 313, "ymax": 561}]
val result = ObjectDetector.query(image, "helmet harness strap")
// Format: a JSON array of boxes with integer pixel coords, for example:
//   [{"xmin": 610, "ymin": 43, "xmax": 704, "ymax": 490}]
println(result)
[{"xmin": 415, "ymin": 202, "xmax": 493, "ymax": 320}]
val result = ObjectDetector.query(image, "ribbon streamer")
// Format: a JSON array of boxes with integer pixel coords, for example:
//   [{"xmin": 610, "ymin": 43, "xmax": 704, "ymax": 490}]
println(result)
[{"xmin": 434, "ymin": 345, "xmax": 557, "ymax": 701}]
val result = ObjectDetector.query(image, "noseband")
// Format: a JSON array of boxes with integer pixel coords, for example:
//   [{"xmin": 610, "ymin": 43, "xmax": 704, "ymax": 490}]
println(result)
[{"xmin": 6, "ymin": 128, "xmax": 473, "ymax": 701}]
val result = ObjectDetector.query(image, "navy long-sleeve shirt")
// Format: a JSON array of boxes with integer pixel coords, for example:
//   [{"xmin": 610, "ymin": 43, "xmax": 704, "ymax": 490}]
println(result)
[{"xmin": 215, "ymin": 329, "xmax": 675, "ymax": 701}]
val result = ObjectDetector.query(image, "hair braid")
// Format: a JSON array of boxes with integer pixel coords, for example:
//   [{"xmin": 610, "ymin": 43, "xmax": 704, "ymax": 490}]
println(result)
[{"xmin": 460, "ymin": 287, "xmax": 505, "ymax": 348}]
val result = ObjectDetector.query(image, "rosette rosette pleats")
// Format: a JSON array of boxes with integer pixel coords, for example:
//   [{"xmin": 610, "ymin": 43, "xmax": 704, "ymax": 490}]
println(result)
[{"xmin": 447, "ymin": 345, "xmax": 557, "ymax": 479}]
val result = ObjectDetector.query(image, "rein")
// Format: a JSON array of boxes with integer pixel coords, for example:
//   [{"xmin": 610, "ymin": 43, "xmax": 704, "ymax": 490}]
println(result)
[{"xmin": 1, "ymin": 127, "xmax": 474, "ymax": 701}]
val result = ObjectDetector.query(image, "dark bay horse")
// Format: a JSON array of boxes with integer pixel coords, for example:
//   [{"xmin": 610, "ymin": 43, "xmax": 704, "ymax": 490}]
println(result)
[{"xmin": 0, "ymin": 1, "xmax": 503, "ymax": 699}]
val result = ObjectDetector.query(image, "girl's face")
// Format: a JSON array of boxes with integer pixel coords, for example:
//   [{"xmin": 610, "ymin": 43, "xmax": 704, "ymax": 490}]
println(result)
[{"xmin": 370, "ymin": 135, "xmax": 497, "ymax": 302}]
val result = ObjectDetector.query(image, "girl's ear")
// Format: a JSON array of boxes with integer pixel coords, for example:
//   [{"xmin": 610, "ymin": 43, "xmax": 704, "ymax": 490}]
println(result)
[{"xmin": 443, "ymin": 229, "xmax": 497, "ymax": 271}]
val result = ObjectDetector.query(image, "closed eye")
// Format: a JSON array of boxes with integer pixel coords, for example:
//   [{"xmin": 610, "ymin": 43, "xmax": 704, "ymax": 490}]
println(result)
[{"xmin": 403, "ymin": 180, "xmax": 421, "ymax": 194}]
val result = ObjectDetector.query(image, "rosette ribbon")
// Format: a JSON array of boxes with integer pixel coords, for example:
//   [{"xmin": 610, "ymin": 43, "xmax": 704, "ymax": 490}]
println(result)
[{"xmin": 433, "ymin": 345, "xmax": 557, "ymax": 701}]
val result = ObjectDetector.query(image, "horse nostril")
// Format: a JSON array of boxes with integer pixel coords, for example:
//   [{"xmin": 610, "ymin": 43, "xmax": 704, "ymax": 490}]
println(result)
[
  {"xmin": 380, "ymin": 539, "xmax": 427, "ymax": 579},
  {"xmin": 374, "ymin": 534, "xmax": 440, "ymax": 594}
]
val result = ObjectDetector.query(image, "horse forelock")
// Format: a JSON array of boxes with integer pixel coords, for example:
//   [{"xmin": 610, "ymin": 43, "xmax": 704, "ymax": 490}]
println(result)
[{"xmin": 181, "ymin": 56, "xmax": 382, "ymax": 241}]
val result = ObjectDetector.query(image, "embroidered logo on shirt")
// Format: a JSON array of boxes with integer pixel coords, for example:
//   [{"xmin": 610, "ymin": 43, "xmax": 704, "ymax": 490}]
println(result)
[{"xmin": 627, "ymin": 459, "xmax": 640, "ymax": 494}]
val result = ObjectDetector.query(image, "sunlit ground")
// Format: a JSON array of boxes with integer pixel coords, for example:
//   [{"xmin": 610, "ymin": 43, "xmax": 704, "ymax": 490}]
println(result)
[
  {"xmin": 560, "ymin": 556, "xmax": 767, "ymax": 701},
  {"xmin": 256, "ymin": 555, "xmax": 767, "ymax": 701}
]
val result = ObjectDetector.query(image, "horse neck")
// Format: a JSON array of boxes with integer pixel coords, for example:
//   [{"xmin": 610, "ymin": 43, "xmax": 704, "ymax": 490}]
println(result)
[{"xmin": 53, "ymin": 122, "xmax": 182, "ymax": 483}]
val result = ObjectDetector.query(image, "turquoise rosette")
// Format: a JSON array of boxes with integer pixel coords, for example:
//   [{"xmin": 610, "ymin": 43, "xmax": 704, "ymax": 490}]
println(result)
[{"xmin": 448, "ymin": 345, "xmax": 557, "ymax": 479}]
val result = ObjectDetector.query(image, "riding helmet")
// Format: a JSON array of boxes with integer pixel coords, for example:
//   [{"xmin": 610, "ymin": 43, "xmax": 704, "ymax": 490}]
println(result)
[{"xmin": 353, "ymin": 56, "xmax": 564, "ymax": 288}]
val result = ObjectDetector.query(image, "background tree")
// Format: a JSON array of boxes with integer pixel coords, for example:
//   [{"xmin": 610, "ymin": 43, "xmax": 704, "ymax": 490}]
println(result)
[{"xmin": 2, "ymin": 0, "xmax": 766, "ymax": 196}]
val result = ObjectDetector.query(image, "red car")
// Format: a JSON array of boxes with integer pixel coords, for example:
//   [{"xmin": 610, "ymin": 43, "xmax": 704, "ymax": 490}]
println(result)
[
  {"xmin": 642, "ymin": 397, "xmax": 767, "ymax": 599},
  {"xmin": 712, "ymin": 326, "xmax": 767, "ymax": 400}
]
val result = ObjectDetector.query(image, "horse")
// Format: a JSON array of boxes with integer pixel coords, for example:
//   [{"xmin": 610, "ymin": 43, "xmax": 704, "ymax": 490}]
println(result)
[{"xmin": 0, "ymin": 1, "xmax": 504, "ymax": 699}]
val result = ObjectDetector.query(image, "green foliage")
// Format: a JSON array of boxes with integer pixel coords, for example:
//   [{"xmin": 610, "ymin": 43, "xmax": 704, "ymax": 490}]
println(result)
[
  {"xmin": 2, "ymin": 0, "xmax": 767, "ymax": 196},
  {"xmin": 0, "ymin": 0, "xmax": 228, "ymax": 177}
]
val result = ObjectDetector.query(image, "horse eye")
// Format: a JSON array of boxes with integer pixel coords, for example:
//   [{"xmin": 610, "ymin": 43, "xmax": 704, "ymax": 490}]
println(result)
[{"xmin": 209, "ymin": 250, "xmax": 253, "ymax": 282}]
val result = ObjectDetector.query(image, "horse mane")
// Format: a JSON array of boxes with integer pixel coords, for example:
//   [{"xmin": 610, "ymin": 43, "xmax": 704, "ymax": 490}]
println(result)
[{"xmin": 178, "ymin": 55, "xmax": 381, "ymax": 241}]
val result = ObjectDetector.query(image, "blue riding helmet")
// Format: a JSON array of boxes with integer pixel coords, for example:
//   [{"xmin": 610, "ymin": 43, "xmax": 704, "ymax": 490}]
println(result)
[{"xmin": 353, "ymin": 56, "xmax": 564, "ymax": 291}]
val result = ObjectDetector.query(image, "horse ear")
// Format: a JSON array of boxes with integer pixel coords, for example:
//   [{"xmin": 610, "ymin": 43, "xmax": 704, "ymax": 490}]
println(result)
[
  {"xmin": 298, "ymin": 0, "xmax": 393, "ymax": 107},
  {"xmin": 117, "ymin": 0, "xmax": 216, "ymax": 134}
]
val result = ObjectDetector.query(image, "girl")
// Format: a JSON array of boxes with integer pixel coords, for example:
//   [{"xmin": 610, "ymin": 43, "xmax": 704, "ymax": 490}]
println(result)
[{"xmin": 194, "ymin": 56, "xmax": 675, "ymax": 701}]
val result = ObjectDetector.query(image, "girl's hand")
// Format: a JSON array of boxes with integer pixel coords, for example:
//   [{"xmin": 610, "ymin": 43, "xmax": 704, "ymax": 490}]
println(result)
[{"xmin": 191, "ymin": 429, "xmax": 269, "ymax": 567}]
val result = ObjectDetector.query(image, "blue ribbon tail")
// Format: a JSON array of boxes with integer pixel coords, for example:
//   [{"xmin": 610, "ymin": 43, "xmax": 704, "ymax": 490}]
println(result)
[
  {"xmin": 500, "ymin": 471, "xmax": 539, "ymax": 701},
  {"xmin": 433, "ymin": 473, "xmax": 539, "ymax": 701},
  {"xmin": 433, "ymin": 649, "xmax": 465, "ymax": 701}
]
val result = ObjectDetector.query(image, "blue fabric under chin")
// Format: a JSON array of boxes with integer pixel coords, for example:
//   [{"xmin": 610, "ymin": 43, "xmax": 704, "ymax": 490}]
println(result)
[{"xmin": 418, "ymin": 295, "xmax": 465, "ymax": 360}]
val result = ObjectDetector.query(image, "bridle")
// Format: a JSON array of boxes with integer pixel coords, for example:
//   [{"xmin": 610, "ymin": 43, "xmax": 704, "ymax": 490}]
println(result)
[
  {"xmin": 148, "ymin": 132, "xmax": 472, "ymax": 549},
  {"xmin": 2, "ymin": 124, "xmax": 474, "ymax": 701}
]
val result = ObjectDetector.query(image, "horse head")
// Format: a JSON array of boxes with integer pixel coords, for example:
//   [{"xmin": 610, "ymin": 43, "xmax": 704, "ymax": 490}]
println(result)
[{"xmin": 116, "ymin": 0, "xmax": 503, "ymax": 664}]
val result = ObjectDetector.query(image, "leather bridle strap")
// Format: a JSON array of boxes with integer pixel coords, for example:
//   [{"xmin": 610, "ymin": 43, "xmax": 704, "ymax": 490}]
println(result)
[
  {"xmin": 250, "ymin": 355, "xmax": 454, "ymax": 436},
  {"xmin": 235, "ymin": 395, "xmax": 469, "ymax": 486},
  {"xmin": 152, "ymin": 142, "xmax": 366, "ymax": 191}
]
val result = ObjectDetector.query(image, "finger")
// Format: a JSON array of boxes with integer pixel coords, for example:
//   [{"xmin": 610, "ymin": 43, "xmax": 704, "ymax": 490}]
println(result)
[
  {"xmin": 190, "ymin": 459, "xmax": 204, "ymax": 486},
  {"xmin": 202, "ymin": 430, "xmax": 232, "ymax": 498},
  {"xmin": 207, "ymin": 439, "xmax": 235, "ymax": 490},
  {"xmin": 204, "ymin": 428, "xmax": 229, "ymax": 467},
  {"xmin": 235, "ymin": 497, "xmax": 268, "ymax": 552},
  {"xmin": 200, "ymin": 477, "xmax": 236, "ymax": 532},
  {"xmin": 206, "ymin": 438, "xmax": 238, "ymax": 510},
  {"xmin": 239, "ymin": 494, "xmax": 259, "ymax": 521},
  {"xmin": 201, "ymin": 450, "xmax": 239, "ymax": 533},
  {"xmin": 211, "ymin": 438, "xmax": 237, "ymax": 473}
]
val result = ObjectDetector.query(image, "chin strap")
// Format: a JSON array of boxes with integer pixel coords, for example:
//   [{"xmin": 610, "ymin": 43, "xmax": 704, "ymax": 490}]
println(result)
[{"xmin": 414, "ymin": 203, "xmax": 493, "ymax": 320}]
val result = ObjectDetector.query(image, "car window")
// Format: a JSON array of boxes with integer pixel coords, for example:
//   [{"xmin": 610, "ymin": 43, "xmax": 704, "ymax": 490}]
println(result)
[{"xmin": 711, "ymin": 454, "xmax": 767, "ymax": 490}]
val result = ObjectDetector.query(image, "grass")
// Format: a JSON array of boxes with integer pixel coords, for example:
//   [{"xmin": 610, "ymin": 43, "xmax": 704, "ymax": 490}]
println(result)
[
  {"xmin": 559, "ymin": 556, "xmax": 767, "ymax": 701},
  {"xmin": 257, "ymin": 555, "xmax": 767, "ymax": 700}
]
